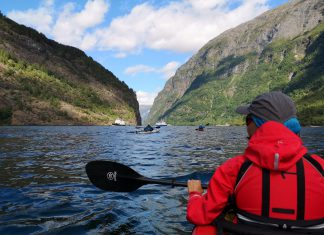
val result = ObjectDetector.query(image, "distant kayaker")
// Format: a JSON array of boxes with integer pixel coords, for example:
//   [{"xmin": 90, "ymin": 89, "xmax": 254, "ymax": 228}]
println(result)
[
  {"xmin": 187, "ymin": 91, "xmax": 324, "ymax": 234},
  {"xmin": 196, "ymin": 125, "xmax": 205, "ymax": 131},
  {"xmin": 144, "ymin": 124, "xmax": 154, "ymax": 132}
]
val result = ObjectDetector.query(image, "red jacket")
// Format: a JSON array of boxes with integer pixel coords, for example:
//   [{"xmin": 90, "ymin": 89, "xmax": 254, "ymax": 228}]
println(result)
[{"xmin": 187, "ymin": 121, "xmax": 324, "ymax": 225}]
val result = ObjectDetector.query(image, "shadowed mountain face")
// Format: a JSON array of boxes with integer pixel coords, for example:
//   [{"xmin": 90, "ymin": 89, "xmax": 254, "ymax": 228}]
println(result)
[
  {"xmin": 147, "ymin": 0, "xmax": 324, "ymax": 126},
  {"xmin": 139, "ymin": 105, "xmax": 152, "ymax": 123},
  {"xmin": 0, "ymin": 13, "xmax": 141, "ymax": 125}
]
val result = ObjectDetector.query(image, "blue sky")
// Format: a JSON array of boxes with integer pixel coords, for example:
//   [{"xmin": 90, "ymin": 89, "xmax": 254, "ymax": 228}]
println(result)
[{"xmin": 1, "ymin": 0, "xmax": 288, "ymax": 105}]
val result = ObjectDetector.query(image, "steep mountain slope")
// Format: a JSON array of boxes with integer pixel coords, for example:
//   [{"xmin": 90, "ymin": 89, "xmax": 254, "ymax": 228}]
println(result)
[
  {"xmin": 139, "ymin": 105, "xmax": 152, "ymax": 123},
  {"xmin": 0, "ymin": 13, "xmax": 141, "ymax": 125},
  {"xmin": 146, "ymin": 0, "xmax": 324, "ymax": 126}
]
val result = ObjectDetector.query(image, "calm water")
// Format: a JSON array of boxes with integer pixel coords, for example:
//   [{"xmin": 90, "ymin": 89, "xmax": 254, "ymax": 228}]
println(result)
[{"xmin": 0, "ymin": 126, "xmax": 323, "ymax": 235}]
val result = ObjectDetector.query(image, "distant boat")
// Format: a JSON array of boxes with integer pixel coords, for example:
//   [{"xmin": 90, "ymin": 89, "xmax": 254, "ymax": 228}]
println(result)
[
  {"xmin": 113, "ymin": 118, "xmax": 126, "ymax": 126},
  {"xmin": 155, "ymin": 120, "xmax": 168, "ymax": 127},
  {"xmin": 215, "ymin": 123, "xmax": 230, "ymax": 126}
]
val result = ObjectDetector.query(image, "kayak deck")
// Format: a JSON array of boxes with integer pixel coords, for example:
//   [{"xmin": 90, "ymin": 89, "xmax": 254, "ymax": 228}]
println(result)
[{"xmin": 136, "ymin": 129, "xmax": 160, "ymax": 134}]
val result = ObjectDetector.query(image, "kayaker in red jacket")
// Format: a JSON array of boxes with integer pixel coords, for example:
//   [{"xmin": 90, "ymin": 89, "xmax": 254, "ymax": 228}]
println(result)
[{"xmin": 187, "ymin": 91, "xmax": 324, "ymax": 234}]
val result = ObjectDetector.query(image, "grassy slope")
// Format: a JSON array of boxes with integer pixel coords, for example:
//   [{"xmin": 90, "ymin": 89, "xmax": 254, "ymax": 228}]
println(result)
[
  {"xmin": 0, "ymin": 50, "xmax": 135, "ymax": 125},
  {"xmin": 0, "ymin": 12, "xmax": 139, "ymax": 125},
  {"xmin": 161, "ymin": 24, "xmax": 324, "ymax": 126}
]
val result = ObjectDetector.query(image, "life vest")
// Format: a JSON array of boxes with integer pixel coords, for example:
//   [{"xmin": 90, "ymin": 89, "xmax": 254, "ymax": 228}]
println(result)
[{"xmin": 232, "ymin": 153, "xmax": 324, "ymax": 232}]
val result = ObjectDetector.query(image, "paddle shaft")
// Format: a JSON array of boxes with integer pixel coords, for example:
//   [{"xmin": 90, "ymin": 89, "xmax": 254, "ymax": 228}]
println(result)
[{"xmin": 133, "ymin": 176, "xmax": 208, "ymax": 189}]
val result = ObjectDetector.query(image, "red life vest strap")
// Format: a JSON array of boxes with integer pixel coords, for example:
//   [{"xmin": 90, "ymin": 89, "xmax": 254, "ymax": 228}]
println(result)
[
  {"xmin": 233, "ymin": 153, "xmax": 323, "ymax": 224},
  {"xmin": 262, "ymin": 168, "xmax": 270, "ymax": 217},
  {"xmin": 296, "ymin": 158, "xmax": 305, "ymax": 220},
  {"xmin": 304, "ymin": 154, "xmax": 324, "ymax": 177},
  {"xmin": 235, "ymin": 160, "xmax": 252, "ymax": 187}
]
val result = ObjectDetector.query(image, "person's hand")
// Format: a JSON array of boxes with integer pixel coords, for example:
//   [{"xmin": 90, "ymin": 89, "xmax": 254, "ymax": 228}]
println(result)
[{"xmin": 187, "ymin": 179, "xmax": 204, "ymax": 194}]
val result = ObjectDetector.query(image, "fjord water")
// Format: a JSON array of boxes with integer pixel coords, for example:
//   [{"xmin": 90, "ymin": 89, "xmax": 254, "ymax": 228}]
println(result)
[{"xmin": 0, "ymin": 126, "xmax": 323, "ymax": 235}]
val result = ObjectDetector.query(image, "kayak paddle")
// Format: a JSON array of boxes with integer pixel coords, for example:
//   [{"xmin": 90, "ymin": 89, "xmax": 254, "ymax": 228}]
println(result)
[{"xmin": 86, "ymin": 160, "xmax": 208, "ymax": 192}]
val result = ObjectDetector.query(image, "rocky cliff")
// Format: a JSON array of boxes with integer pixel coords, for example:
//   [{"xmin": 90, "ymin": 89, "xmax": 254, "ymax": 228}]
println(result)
[
  {"xmin": 0, "ymin": 13, "xmax": 141, "ymax": 125},
  {"xmin": 146, "ymin": 0, "xmax": 324, "ymax": 126}
]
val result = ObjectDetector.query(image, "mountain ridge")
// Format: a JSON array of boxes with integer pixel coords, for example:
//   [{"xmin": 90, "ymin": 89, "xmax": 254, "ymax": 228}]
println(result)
[
  {"xmin": 146, "ymin": 0, "xmax": 324, "ymax": 126},
  {"xmin": 0, "ymin": 12, "xmax": 141, "ymax": 125}
]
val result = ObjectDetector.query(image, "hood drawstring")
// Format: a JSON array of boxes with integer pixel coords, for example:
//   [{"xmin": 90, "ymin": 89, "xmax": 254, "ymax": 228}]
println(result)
[{"xmin": 274, "ymin": 153, "xmax": 280, "ymax": 170}]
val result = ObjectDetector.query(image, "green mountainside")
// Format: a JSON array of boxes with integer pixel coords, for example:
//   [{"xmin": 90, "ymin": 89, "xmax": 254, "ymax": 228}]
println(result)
[
  {"xmin": 147, "ymin": 0, "xmax": 324, "ymax": 126},
  {"xmin": 0, "ymin": 12, "xmax": 141, "ymax": 125}
]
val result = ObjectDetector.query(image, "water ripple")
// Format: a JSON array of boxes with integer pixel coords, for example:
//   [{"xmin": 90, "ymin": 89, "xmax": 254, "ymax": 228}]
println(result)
[{"xmin": 0, "ymin": 126, "xmax": 323, "ymax": 234}]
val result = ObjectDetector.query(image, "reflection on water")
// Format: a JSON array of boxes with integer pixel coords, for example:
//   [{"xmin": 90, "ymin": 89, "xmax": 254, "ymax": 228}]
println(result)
[{"xmin": 0, "ymin": 126, "xmax": 323, "ymax": 234}]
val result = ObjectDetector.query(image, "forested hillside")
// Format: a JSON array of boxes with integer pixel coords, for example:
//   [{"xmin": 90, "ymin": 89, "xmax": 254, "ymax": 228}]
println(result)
[
  {"xmin": 0, "ymin": 12, "xmax": 141, "ymax": 125},
  {"xmin": 147, "ymin": 0, "xmax": 324, "ymax": 126}
]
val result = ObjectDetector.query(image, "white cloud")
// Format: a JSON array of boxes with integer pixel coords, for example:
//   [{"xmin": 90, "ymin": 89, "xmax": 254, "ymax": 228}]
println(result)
[
  {"xmin": 159, "ymin": 61, "xmax": 180, "ymax": 79},
  {"xmin": 7, "ymin": 0, "xmax": 54, "ymax": 34},
  {"xmin": 124, "ymin": 61, "xmax": 180, "ymax": 79},
  {"xmin": 52, "ymin": 0, "xmax": 109, "ymax": 50},
  {"xmin": 6, "ymin": 0, "xmax": 270, "ymax": 54},
  {"xmin": 114, "ymin": 52, "xmax": 127, "ymax": 58},
  {"xmin": 80, "ymin": 34, "xmax": 98, "ymax": 50},
  {"xmin": 136, "ymin": 90, "xmax": 157, "ymax": 105},
  {"xmin": 125, "ymin": 64, "xmax": 156, "ymax": 75},
  {"xmin": 186, "ymin": 0, "xmax": 227, "ymax": 10},
  {"xmin": 8, "ymin": 0, "xmax": 108, "ymax": 50},
  {"xmin": 96, "ymin": 0, "xmax": 269, "ymax": 54}
]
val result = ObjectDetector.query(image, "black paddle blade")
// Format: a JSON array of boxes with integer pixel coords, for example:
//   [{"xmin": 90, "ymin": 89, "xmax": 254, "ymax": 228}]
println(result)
[{"xmin": 86, "ymin": 161, "xmax": 145, "ymax": 192}]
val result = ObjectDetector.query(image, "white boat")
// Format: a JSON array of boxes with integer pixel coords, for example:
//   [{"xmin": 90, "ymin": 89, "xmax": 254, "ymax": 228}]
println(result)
[
  {"xmin": 113, "ymin": 118, "xmax": 126, "ymax": 126},
  {"xmin": 155, "ymin": 120, "xmax": 168, "ymax": 127},
  {"xmin": 215, "ymin": 123, "xmax": 230, "ymax": 126}
]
